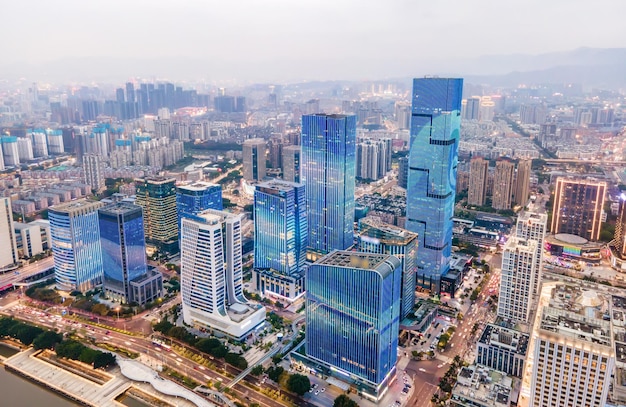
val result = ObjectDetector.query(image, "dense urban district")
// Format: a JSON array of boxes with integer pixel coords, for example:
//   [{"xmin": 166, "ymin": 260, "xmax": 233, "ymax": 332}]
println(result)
[{"xmin": 0, "ymin": 77, "xmax": 625, "ymax": 407}]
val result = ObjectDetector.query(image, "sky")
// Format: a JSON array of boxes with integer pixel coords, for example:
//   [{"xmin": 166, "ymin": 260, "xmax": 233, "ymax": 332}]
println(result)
[{"xmin": 2, "ymin": 0, "xmax": 626, "ymax": 82}]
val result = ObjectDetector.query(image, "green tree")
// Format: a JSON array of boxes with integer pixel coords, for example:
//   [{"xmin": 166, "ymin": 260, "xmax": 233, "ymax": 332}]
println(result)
[
  {"xmin": 94, "ymin": 352, "xmax": 117, "ymax": 369},
  {"xmin": 287, "ymin": 374, "xmax": 311, "ymax": 396},
  {"xmin": 33, "ymin": 331, "xmax": 63, "ymax": 350},
  {"xmin": 333, "ymin": 394, "xmax": 358, "ymax": 407},
  {"xmin": 12, "ymin": 325, "xmax": 44, "ymax": 345},
  {"xmin": 251, "ymin": 365, "xmax": 265, "ymax": 376},
  {"xmin": 224, "ymin": 352, "xmax": 248, "ymax": 369},
  {"xmin": 91, "ymin": 303, "xmax": 109, "ymax": 316},
  {"xmin": 266, "ymin": 366, "xmax": 284, "ymax": 382}
]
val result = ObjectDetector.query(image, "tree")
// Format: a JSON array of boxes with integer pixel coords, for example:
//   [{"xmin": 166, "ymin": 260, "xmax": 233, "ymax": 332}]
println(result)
[
  {"xmin": 333, "ymin": 394, "xmax": 358, "ymax": 407},
  {"xmin": 91, "ymin": 303, "xmax": 109, "ymax": 316},
  {"xmin": 266, "ymin": 366, "xmax": 284, "ymax": 382},
  {"xmin": 12, "ymin": 325, "xmax": 44, "ymax": 346},
  {"xmin": 251, "ymin": 365, "xmax": 264, "ymax": 376},
  {"xmin": 225, "ymin": 352, "xmax": 248, "ymax": 369},
  {"xmin": 33, "ymin": 331, "xmax": 63, "ymax": 350},
  {"xmin": 94, "ymin": 352, "xmax": 117, "ymax": 369},
  {"xmin": 287, "ymin": 374, "xmax": 311, "ymax": 396}
]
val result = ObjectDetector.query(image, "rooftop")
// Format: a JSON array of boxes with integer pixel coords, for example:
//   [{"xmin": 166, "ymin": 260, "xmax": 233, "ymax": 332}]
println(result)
[
  {"xmin": 177, "ymin": 181, "xmax": 220, "ymax": 192},
  {"xmin": 478, "ymin": 324, "xmax": 529, "ymax": 356},
  {"xmin": 316, "ymin": 251, "xmax": 400, "ymax": 278},
  {"xmin": 358, "ymin": 217, "xmax": 417, "ymax": 245},
  {"xmin": 99, "ymin": 202, "xmax": 141, "ymax": 216},
  {"xmin": 451, "ymin": 364, "xmax": 520, "ymax": 407},
  {"xmin": 49, "ymin": 199, "xmax": 104, "ymax": 214}
]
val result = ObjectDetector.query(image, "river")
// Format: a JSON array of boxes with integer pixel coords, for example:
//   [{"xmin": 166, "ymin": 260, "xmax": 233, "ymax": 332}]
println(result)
[{"xmin": 0, "ymin": 365, "xmax": 77, "ymax": 407}]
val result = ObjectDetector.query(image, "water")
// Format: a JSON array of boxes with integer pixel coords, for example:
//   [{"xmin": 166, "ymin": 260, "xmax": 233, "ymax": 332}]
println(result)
[
  {"xmin": 0, "ymin": 343, "xmax": 19, "ymax": 358},
  {"xmin": 117, "ymin": 394, "xmax": 152, "ymax": 407},
  {"xmin": 0, "ymin": 365, "xmax": 77, "ymax": 406}
]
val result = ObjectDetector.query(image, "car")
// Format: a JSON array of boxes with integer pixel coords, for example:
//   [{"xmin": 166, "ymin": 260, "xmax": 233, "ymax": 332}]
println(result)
[
  {"xmin": 405, "ymin": 384, "xmax": 412, "ymax": 389},
  {"xmin": 313, "ymin": 383, "xmax": 318, "ymax": 389},
  {"xmin": 437, "ymin": 364, "xmax": 443, "ymax": 368},
  {"xmin": 315, "ymin": 390, "xmax": 320, "ymax": 395},
  {"xmin": 309, "ymin": 388, "xmax": 314, "ymax": 393},
  {"xmin": 105, "ymin": 330, "xmax": 110, "ymax": 335},
  {"xmin": 418, "ymin": 368, "xmax": 426, "ymax": 372},
  {"xmin": 321, "ymin": 388, "xmax": 325, "ymax": 392}
]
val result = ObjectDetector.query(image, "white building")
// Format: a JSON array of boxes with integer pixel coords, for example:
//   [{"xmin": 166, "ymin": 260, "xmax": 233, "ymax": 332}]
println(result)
[
  {"xmin": 17, "ymin": 137, "xmax": 34, "ymax": 161},
  {"xmin": 0, "ymin": 198, "xmax": 19, "ymax": 270},
  {"xmin": 1, "ymin": 137, "xmax": 20, "ymax": 167},
  {"xmin": 46, "ymin": 130, "xmax": 64, "ymax": 154},
  {"xmin": 242, "ymin": 138, "xmax": 266, "ymax": 182},
  {"xmin": 527, "ymin": 281, "xmax": 615, "ymax": 407},
  {"xmin": 30, "ymin": 131, "xmax": 49, "ymax": 157},
  {"xmin": 515, "ymin": 212, "xmax": 547, "ymax": 300},
  {"xmin": 180, "ymin": 209, "xmax": 265, "ymax": 340},
  {"xmin": 83, "ymin": 154, "xmax": 105, "ymax": 193},
  {"xmin": 14, "ymin": 222, "xmax": 44, "ymax": 258},
  {"xmin": 497, "ymin": 237, "xmax": 537, "ymax": 324}
]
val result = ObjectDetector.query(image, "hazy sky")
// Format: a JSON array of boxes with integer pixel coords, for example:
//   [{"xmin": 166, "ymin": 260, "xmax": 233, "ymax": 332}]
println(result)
[{"xmin": 2, "ymin": 0, "xmax": 626, "ymax": 81}]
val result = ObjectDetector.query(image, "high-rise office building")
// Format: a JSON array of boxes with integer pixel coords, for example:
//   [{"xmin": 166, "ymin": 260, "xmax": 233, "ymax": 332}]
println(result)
[
  {"xmin": 405, "ymin": 77, "xmax": 463, "ymax": 291},
  {"xmin": 83, "ymin": 154, "xmax": 105, "ymax": 193},
  {"xmin": 301, "ymin": 114, "xmax": 356, "ymax": 254},
  {"xmin": 0, "ymin": 198, "xmax": 18, "ymax": 270},
  {"xmin": 515, "ymin": 212, "xmax": 547, "ymax": 299},
  {"xmin": 356, "ymin": 138, "xmax": 389, "ymax": 181},
  {"xmin": 528, "ymin": 281, "xmax": 614, "ymax": 407},
  {"xmin": 242, "ymin": 138, "xmax": 267, "ymax": 182},
  {"xmin": 611, "ymin": 195, "xmax": 626, "ymax": 262},
  {"xmin": 492, "ymin": 160, "xmax": 515, "ymax": 210},
  {"xmin": 49, "ymin": 199, "xmax": 104, "ymax": 292},
  {"xmin": 306, "ymin": 251, "xmax": 402, "ymax": 401},
  {"xmin": 98, "ymin": 202, "xmax": 163, "ymax": 305},
  {"xmin": 551, "ymin": 177, "xmax": 606, "ymax": 241},
  {"xmin": 176, "ymin": 181, "xmax": 223, "ymax": 223},
  {"xmin": 462, "ymin": 96, "xmax": 481, "ymax": 121},
  {"xmin": 397, "ymin": 156, "xmax": 409, "ymax": 189},
  {"xmin": 468, "ymin": 157, "xmax": 488, "ymax": 206},
  {"xmin": 180, "ymin": 209, "xmax": 266, "ymax": 340},
  {"xmin": 357, "ymin": 217, "xmax": 418, "ymax": 319},
  {"xmin": 497, "ymin": 236, "xmax": 537, "ymax": 324},
  {"xmin": 134, "ymin": 177, "xmax": 178, "ymax": 254},
  {"xmin": 514, "ymin": 159, "xmax": 532, "ymax": 206},
  {"xmin": 282, "ymin": 145, "xmax": 301, "ymax": 183},
  {"xmin": 252, "ymin": 180, "xmax": 307, "ymax": 301}
]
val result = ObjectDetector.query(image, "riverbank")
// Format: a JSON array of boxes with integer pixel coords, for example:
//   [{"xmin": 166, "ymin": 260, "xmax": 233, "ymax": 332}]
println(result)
[{"xmin": 4, "ymin": 348, "xmax": 205, "ymax": 407}]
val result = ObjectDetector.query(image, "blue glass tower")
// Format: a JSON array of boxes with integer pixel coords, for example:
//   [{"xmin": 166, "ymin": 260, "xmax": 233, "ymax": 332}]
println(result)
[
  {"xmin": 300, "ymin": 114, "xmax": 356, "ymax": 254},
  {"xmin": 49, "ymin": 200, "xmax": 105, "ymax": 292},
  {"xmin": 253, "ymin": 180, "xmax": 307, "ymax": 300},
  {"xmin": 176, "ymin": 182, "xmax": 223, "ymax": 243},
  {"xmin": 405, "ymin": 78, "xmax": 463, "ymax": 291},
  {"xmin": 98, "ymin": 202, "xmax": 148, "ymax": 304},
  {"xmin": 306, "ymin": 251, "xmax": 401, "ymax": 400}
]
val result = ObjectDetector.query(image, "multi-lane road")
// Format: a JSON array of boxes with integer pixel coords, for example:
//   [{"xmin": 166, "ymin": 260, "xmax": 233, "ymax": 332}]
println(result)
[{"xmin": 0, "ymin": 257, "xmax": 55, "ymax": 290}]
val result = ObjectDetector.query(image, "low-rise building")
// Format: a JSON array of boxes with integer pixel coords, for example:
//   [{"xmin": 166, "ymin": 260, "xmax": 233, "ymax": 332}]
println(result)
[
  {"xmin": 451, "ymin": 364, "xmax": 521, "ymax": 407},
  {"xmin": 476, "ymin": 324, "xmax": 529, "ymax": 377}
]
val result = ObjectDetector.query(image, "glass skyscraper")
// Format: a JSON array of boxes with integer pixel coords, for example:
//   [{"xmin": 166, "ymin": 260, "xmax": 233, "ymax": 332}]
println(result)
[
  {"xmin": 134, "ymin": 176, "xmax": 178, "ymax": 254},
  {"xmin": 99, "ymin": 202, "xmax": 148, "ymax": 304},
  {"xmin": 306, "ymin": 251, "xmax": 401, "ymax": 400},
  {"xmin": 176, "ymin": 181, "xmax": 223, "ymax": 243},
  {"xmin": 49, "ymin": 199, "xmax": 105, "ymax": 292},
  {"xmin": 253, "ymin": 180, "xmax": 307, "ymax": 300},
  {"xmin": 357, "ymin": 217, "xmax": 418, "ymax": 319},
  {"xmin": 300, "ymin": 114, "xmax": 356, "ymax": 254},
  {"xmin": 405, "ymin": 78, "xmax": 463, "ymax": 291}
]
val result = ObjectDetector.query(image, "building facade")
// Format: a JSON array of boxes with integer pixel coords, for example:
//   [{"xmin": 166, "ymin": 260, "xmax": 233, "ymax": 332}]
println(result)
[
  {"xmin": 405, "ymin": 77, "xmax": 463, "ymax": 291},
  {"xmin": 300, "ymin": 114, "xmax": 356, "ymax": 254},
  {"xmin": 252, "ymin": 180, "xmax": 307, "ymax": 302},
  {"xmin": 468, "ymin": 157, "xmax": 488, "ymax": 206},
  {"xmin": 176, "ymin": 181, "xmax": 223, "ymax": 240},
  {"xmin": 492, "ymin": 160, "xmax": 515, "ymax": 210},
  {"xmin": 514, "ymin": 159, "xmax": 532, "ymax": 206},
  {"xmin": 243, "ymin": 138, "xmax": 267, "ymax": 182},
  {"xmin": 357, "ymin": 217, "xmax": 418, "ymax": 319},
  {"xmin": 497, "ymin": 237, "xmax": 537, "ymax": 324},
  {"xmin": 49, "ymin": 200, "xmax": 105, "ymax": 292},
  {"xmin": 0, "ymin": 198, "xmax": 18, "ymax": 270},
  {"xmin": 135, "ymin": 177, "xmax": 178, "ymax": 254},
  {"xmin": 282, "ymin": 145, "xmax": 301, "ymax": 183},
  {"xmin": 306, "ymin": 251, "xmax": 402, "ymax": 401},
  {"xmin": 551, "ymin": 177, "xmax": 606, "ymax": 241},
  {"xmin": 83, "ymin": 154, "xmax": 106, "ymax": 193},
  {"xmin": 515, "ymin": 212, "xmax": 547, "ymax": 300},
  {"xmin": 180, "ymin": 209, "xmax": 265, "ymax": 340},
  {"xmin": 99, "ymin": 202, "xmax": 163, "ymax": 305},
  {"xmin": 476, "ymin": 324, "xmax": 528, "ymax": 377}
]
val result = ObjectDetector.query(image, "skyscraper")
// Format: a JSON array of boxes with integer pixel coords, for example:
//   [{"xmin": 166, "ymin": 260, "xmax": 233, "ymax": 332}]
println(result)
[
  {"xmin": 397, "ymin": 156, "xmax": 409, "ymax": 189},
  {"xmin": 514, "ymin": 159, "xmax": 532, "ymax": 206},
  {"xmin": 357, "ymin": 217, "xmax": 418, "ymax": 319},
  {"xmin": 462, "ymin": 96, "xmax": 481, "ymax": 120},
  {"xmin": 1, "ymin": 136, "xmax": 20, "ymax": 166},
  {"xmin": 492, "ymin": 159, "xmax": 515, "ymax": 210},
  {"xmin": 515, "ymin": 212, "xmax": 547, "ymax": 299},
  {"xmin": 551, "ymin": 177, "xmax": 606, "ymax": 241},
  {"xmin": 242, "ymin": 138, "xmax": 267, "ymax": 182},
  {"xmin": 98, "ymin": 202, "xmax": 163, "ymax": 305},
  {"xmin": 301, "ymin": 114, "xmax": 356, "ymax": 254},
  {"xmin": 135, "ymin": 177, "xmax": 178, "ymax": 254},
  {"xmin": 611, "ymin": 194, "xmax": 626, "ymax": 264},
  {"xmin": 306, "ymin": 251, "xmax": 401, "ymax": 400},
  {"xmin": 468, "ymin": 157, "xmax": 488, "ymax": 206},
  {"xmin": 405, "ymin": 77, "xmax": 463, "ymax": 290},
  {"xmin": 497, "ymin": 236, "xmax": 537, "ymax": 324},
  {"xmin": 49, "ymin": 199, "xmax": 104, "ymax": 292},
  {"xmin": 0, "ymin": 198, "xmax": 18, "ymax": 270},
  {"xmin": 180, "ymin": 209, "xmax": 265, "ymax": 340},
  {"xmin": 282, "ymin": 145, "xmax": 301, "ymax": 183},
  {"xmin": 252, "ymin": 180, "xmax": 307, "ymax": 301},
  {"xmin": 83, "ymin": 154, "xmax": 105, "ymax": 193},
  {"xmin": 176, "ymin": 181, "xmax": 223, "ymax": 223},
  {"xmin": 356, "ymin": 138, "xmax": 389, "ymax": 181},
  {"xmin": 528, "ymin": 281, "xmax": 614, "ymax": 407}
]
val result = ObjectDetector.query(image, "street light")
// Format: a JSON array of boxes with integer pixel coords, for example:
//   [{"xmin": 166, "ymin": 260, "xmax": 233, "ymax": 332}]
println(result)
[{"xmin": 116, "ymin": 307, "xmax": 121, "ymax": 321}]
